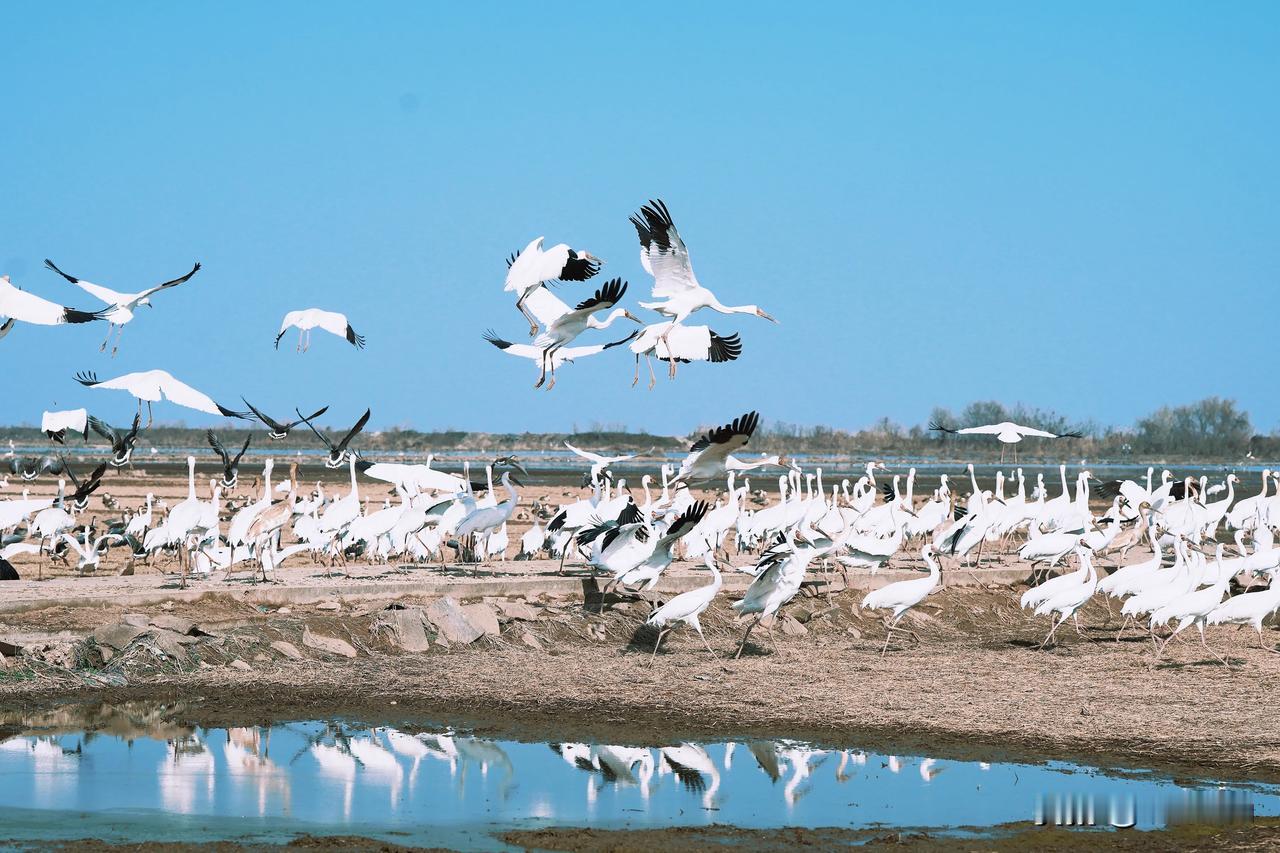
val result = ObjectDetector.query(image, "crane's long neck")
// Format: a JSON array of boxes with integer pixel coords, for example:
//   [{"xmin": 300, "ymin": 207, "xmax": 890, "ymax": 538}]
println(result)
[
  {"xmin": 587, "ymin": 309, "xmax": 632, "ymax": 330},
  {"xmin": 186, "ymin": 459, "xmax": 196, "ymax": 501},
  {"xmin": 262, "ymin": 462, "xmax": 274, "ymax": 501},
  {"xmin": 349, "ymin": 457, "xmax": 358, "ymax": 498}
]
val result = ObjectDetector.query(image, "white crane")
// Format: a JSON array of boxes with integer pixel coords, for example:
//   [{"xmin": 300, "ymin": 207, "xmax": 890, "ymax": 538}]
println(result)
[
  {"xmin": 563, "ymin": 441, "xmax": 652, "ymax": 484},
  {"xmin": 44, "ymin": 258, "xmax": 201, "ymax": 355},
  {"xmin": 526, "ymin": 278, "xmax": 640, "ymax": 389},
  {"xmin": 356, "ymin": 459, "xmax": 465, "ymax": 495},
  {"xmin": 453, "ymin": 471, "xmax": 519, "ymax": 568},
  {"xmin": 503, "ymin": 236, "xmax": 603, "ymax": 336},
  {"xmin": 61, "ymin": 529, "xmax": 123, "ymax": 575},
  {"xmin": 483, "ymin": 328, "xmax": 637, "ymax": 381},
  {"xmin": 628, "ymin": 322, "xmax": 742, "ymax": 388},
  {"xmin": 629, "ymin": 199, "xmax": 775, "ymax": 377},
  {"xmin": 1032, "ymin": 548, "xmax": 1098, "ymax": 649},
  {"xmin": 645, "ymin": 554, "xmax": 722, "ymax": 659},
  {"xmin": 275, "ymin": 308, "xmax": 365, "ymax": 351},
  {"xmin": 862, "ymin": 545, "xmax": 942, "ymax": 656},
  {"xmin": 74, "ymin": 369, "xmax": 247, "ymax": 427},
  {"xmin": 0, "ymin": 273, "xmax": 105, "ymax": 327},
  {"xmin": 929, "ymin": 420, "xmax": 1082, "ymax": 462},
  {"xmin": 672, "ymin": 411, "xmax": 786, "ymax": 486},
  {"xmin": 731, "ymin": 527, "xmax": 820, "ymax": 658}
]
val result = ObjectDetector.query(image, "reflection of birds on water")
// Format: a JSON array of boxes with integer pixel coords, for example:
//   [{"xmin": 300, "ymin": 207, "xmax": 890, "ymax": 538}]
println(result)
[
  {"xmin": 919, "ymin": 758, "xmax": 944, "ymax": 781},
  {"xmin": 836, "ymin": 750, "xmax": 862, "ymax": 782},
  {"xmin": 2, "ymin": 736, "xmax": 83, "ymax": 804},
  {"xmin": 660, "ymin": 743, "xmax": 720, "ymax": 808},
  {"xmin": 159, "ymin": 734, "xmax": 215, "ymax": 814},
  {"xmin": 592, "ymin": 746, "xmax": 656, "ymax": 800},
  {"xmin": 384, "ymin": 729, "xmax": 454, "ymax": 793},
  {"xmin": 225, "ymin": 728, "xmax": 290, "ymax": 816},
  {"xmin": 416, "ymin": 732, "xmax": 516, "ymax": 801},
  {"xmin": 747, "ymin": 740, "xmax": 781, "ymax": 783},
  {"xmin": 310, "ymin": 742, "xmax": 357, "ymax": 820},
  {"xmin": 779, "ymin": 746, "xmax": 828, "ymax": 808},
  {"xmin": 886, "ymin": 755, "xmax": 902, "ymax": 773},
  {"xmin": 722, "ymin": 741, "xmax": 736, "ymax": 770},
  {"xmin": 348, "ymin": 734, "xmax": 404, "ymax": 807}
]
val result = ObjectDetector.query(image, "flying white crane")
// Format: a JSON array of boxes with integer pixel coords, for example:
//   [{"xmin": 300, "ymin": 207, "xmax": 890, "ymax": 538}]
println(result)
[
  {"xmin": 563, "ymin": 441, "xmax": 652, "ymax": 484},
  {"xmin": 61, "ymin": 529, "xmax": 123, "ymax": 575},
  {"xmin": 74, "ymin": 369, "xmax": 247, "ymax": 427},
  {"xmin": 672, "ymin": 411, "xmax": 787, "ymax": 486},
  {"xmin": 356, "ymin": 459, "xmax": 466, "ymax": 495},
  {"xmin": 524, "ymin": 278, "xmax": 640, "ymax": 389},
  {"xmin": 628, "ymin": 322, "xmax": 742, "ymax": 388},
  {"xmin": 629, "ymin": 199, "xmax": 776, "ymax": 377},
  {"xmin": 929, "ymin": 420, "xmax": 1083, "ymax": 462},
  {"xmin": 275, "ymin": 309, "xmax": 365, "ymax": 351},
  {"xmin": 44, "ymin": 258, "xmax": 201, "ymax": 355},
  {"xmin": 504, "ymin": 236, "xmax": 603, "ymax": 336},
  {"xmin": 0, "ymin": 274, "xmax": 105, "ymax": 327},
  {"xmin": 483, "ymin": 328, "xmax": 637, "ymax": 380}
]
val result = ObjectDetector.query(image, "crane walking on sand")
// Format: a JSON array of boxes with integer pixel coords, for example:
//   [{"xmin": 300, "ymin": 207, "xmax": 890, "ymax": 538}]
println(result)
[
  {"xmin": 645, "ymin": 555, "xmax": 723, "ymax": 660},
  {"xmin": 861, "ymin": 545, "xmax": 942, "ymax": 657}
]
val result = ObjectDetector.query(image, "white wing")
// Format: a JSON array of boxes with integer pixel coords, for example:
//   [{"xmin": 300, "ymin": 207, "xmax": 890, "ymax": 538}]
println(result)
[
  {"xmin": 311, "ymin": 310, "xmax": 352, "ymax": 339},
  {"xmin": 71, "ymin": 279, "xmax": 128, "ymax": 306},
  {"xmin": 955, "ymin": 424, "xmax": 1006, "ymax": 437},
  {"xmin": 0, "ymin": 277, "xmax": 94, "ymax": 326},
  {"xmin": 1008, "ymin": 424, "xmax": 1061, "ymax": 439},
  {"xmin": 278, "ymin": 310, "xmax": 304, "ymax": 333},
  {"xmin": 362, "ymin": 462, "xmax": 465, "ymax": 494},
  {"xmin": 523, "ymin": 286, "xmax": 571, "ymax": 329},
  {"xmin": 630, "ymin": 201, "xmax": 699, "ymax": 298},
  {"xmin": 41, "ymin": 409, "xmax": 88, "ymax": 433},
  {"xmin": 564, "ymin": 441, "xmax": 607, "ymax": 465},
  {"xmin": 505, "ymin": 237, "xmax": 552, "ymax": 294},
  {"xmin": 156, "ymin": 372, "xmax": 224, "ymax": 415}
]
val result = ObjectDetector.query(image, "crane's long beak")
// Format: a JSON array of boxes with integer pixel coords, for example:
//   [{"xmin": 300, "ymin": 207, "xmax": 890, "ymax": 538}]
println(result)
[
  {"xmin": 757, "ymin": 309, "xmax": 777, "ymax": 323},
  {"xmin": 624, "ymin": 310, "xmax": 642, "ymax": 323}
]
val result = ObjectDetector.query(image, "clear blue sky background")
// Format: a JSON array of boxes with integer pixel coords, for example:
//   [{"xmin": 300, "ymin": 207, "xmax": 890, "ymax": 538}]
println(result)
[{"xmin": 3, "ymin": 2, "xmax": 1277, "ymax": 436}]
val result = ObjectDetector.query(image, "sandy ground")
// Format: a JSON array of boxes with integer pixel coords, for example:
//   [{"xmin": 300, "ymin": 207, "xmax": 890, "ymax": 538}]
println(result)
[{"xmin": 4, "ymin": 467, "xmax": 1280, "ymax": 853}]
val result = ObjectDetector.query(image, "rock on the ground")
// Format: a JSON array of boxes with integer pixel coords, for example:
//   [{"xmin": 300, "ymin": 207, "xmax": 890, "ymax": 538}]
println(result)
[
  {"xmin": 301, "ymin": 626, "xmax": 358, "ymax": 658},
  {"xmin": 122, "ymin": 613, "xmax": 150, "ymax": 628},
  {"xmin": 270, "ymin": 640, "xmax": 303, "ymax": 660},
  {"xmin": 149, "ymin": 615, "xmax": 196, "ymax": 636},
  {"xmin": 496, "ymin": 601, "xmax": 539, "ymax": 621},
  {"xmin": 316, "ymin": 600, "xmax": 341, "ymax": 612},
  {"xmin": 150, "ymin": 629, "xmax": 194, "ymax": 659},
  {"xmin": 462, "ymin": 603, "xmax": 501, "ymax": 636},
  {"xmin": 92, "ymin": 623, "xmax": 147, "ymax": 651},
  {"xmin": 779, "ymin": 616, "xmax": 808, "ymax": 637},
  {"xmin": 229, "ymin": 659, "xmax": 253, "ymax": 672},
  {"xmin": 425, "ymin": 597, "xmax": 484, "ymax": 644},
  {"xmin": 520, "ymin": 631, "xmax": 543, "ymax": 650},
  {"xmin": 375, "ymin": 608, "xmax": 431, "ymax": 652},
  {"xmin": 0, "ymin": 639, "xmax": 21, "ymax": 657}
]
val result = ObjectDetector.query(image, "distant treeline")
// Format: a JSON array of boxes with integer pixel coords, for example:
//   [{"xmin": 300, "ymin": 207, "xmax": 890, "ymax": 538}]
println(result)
[{"xmin": 4, "ymin": 397, "xmax": 1277, "ymax": 462}]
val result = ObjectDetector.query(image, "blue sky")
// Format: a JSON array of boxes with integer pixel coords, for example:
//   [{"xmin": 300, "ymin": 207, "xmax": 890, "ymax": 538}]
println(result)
[{"xmin": 2, "ymin": 2, "xmax": 1277, "ymax": 436}]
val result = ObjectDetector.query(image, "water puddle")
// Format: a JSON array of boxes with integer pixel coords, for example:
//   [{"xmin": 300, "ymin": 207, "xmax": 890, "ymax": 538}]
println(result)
[{"xmin": 0, "ymin": 703, "xmax": 1274, "ymax": 849}]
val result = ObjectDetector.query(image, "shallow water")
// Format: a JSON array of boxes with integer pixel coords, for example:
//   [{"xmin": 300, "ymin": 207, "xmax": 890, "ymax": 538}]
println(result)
[{"xmin": 0, "ymin": 706, "xmax": 1275, "ymax": 848}]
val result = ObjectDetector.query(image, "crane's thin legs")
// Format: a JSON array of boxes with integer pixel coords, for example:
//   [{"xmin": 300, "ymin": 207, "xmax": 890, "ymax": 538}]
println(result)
[
  {"xmin": 535, "ymin": 347, "xmax": 550, "ymax": 388},
  {"xmin": 112, "ymin": 324, "xmax": 124, "ymax": 357},
  {"xmin": 1039, "ymin": 614, "xmax": 1065, "ymax": 649},
  {"xmin": 146, "ymin": 401, "xmax": 154, "ymax": 430},
  {"xmin": 100, "ymin": 323, "xmax": 114, "ymax": 353},
  {"xmin": 650, "ymin": 628, "xmax": 668, "ymax": 663},
  {"xmin": 632, "ymin": 354, "xmax": 641, "ymax": 387},
  {"xmin": 647, "ymin": 355, "xmax": 658, "ymax": 390},
  {"xmin": 735, "ymin": 616, "xmax": 761, "ymax": 659},
  {"xmin": 515, "ymin": 293, "xmax": 539, "ymax": 338},
  {"xmin": 697, "ymin": 628, "xmax": 717, "ymax": 659},
  {"xmin": 1201, "ymin": 624, "xmax": 1229, "ymax": 667}
]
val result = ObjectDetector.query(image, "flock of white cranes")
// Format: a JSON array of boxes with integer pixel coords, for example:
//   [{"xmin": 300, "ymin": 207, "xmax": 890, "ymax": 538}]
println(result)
[{"xmin": 3, "ymin": 201, "xmax": 1278, "ymax": 665}]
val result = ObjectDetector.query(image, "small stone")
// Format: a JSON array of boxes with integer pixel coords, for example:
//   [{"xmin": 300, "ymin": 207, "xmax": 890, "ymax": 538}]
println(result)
[
  {"xmin": 462, "ymin": 604, "xmax": 500, "ymax": 637},
  {"xmin": 302, "ymin": 626, "xmax": 358, "ymax": 658},
  {"xmin": 495, "ymin": 601, "xmax": 539, "ymax": 621},
  {"xmin": 375, "ymin": 608, "xmax": 431, "ymax": 652},
  {"xmin": 758, "ymin": 614, "xmax": 777, "ymax": 630},
  {"xmin": 253, "ymin": 653, "xmax": 270, "ymax": 663},
  {"xmin": 92, "ymin": 623, "xmax": 146, "ymax": 651},
  {"xmin": 118, "ymin": 563, "xmax": 134, "ymax": 576},
  {"xmin": 160, "ymin": 602, "xmax": 174, "ymax": 611},
  {"xmin": 0, "ymin": 639, "xmax": 22, "ymax": 657},
  {"xmin": 521, "ymin": 632, "xmax": 543, "ymax": 650},
  {"xmin": 846, "ymin": 627, "xmax": 863, "ymax": 639},
  {"xmin": 276, "ymin": 607, "xmax": 292, "ymax": 615},
  {"xmin": 122, "ymin": 613, "xmax": 150, "ymax": 628},
  {"xmin": 425, "ymin": 597, "xmax": 483, "ymax": 645},
  {"xmin": 779, "ymin": 616, "xmax": 808, "ymax": 637},
  {"xmin": 149, "ymin": 615, "xmax": 196, "ymax": 636},
  {"xmin": 316, "ymin": 601, "xmax": 341, "ymax": 612},
  {"xmin": 150, "ymin": 629, "xmax": 191, "ymax": 659},
  {"xmin": 229, "ymin": 659, "xmax": 252, "ymax": 672},
  {"xmin": 270, "ymin": 640, "xmax": 303, "ymax": 660}
]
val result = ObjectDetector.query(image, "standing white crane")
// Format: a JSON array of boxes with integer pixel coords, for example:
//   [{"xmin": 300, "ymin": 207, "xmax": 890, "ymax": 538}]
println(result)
[
  {"xmin": 504, "ymin": 237, "xmax": 603, "ymax": 336},
  {"xmin": 275, "ymin": 309, "xmax": 365, "ymax": 351},
  {"xmin": 74, "ymin": 369, "xmax": 247, "ymax": 427},
  {"xmin": 645, "ymin": 555, "xmax": 723, "ymax": 660},
  {"xmin": 629, "ymin": 199, "xmax": 775, "ymax": 377},
  {"xmin": 862, "ymin": 545, "xmax": 943, "ymax": 657},
  {"xmin": 44, "ymin": 259, "xmax": 201, "ymax": 355},
  {"xmin": 929, "ymin": 420, "xmax": 1083, "ymax": 462},
  {"xmin": 1032, "ymin": 548, "xmax": 1099, "ymax": 649},
  {"xmin": 453, "ymin": 471, "xmax": 519, "ymax": 569}
]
